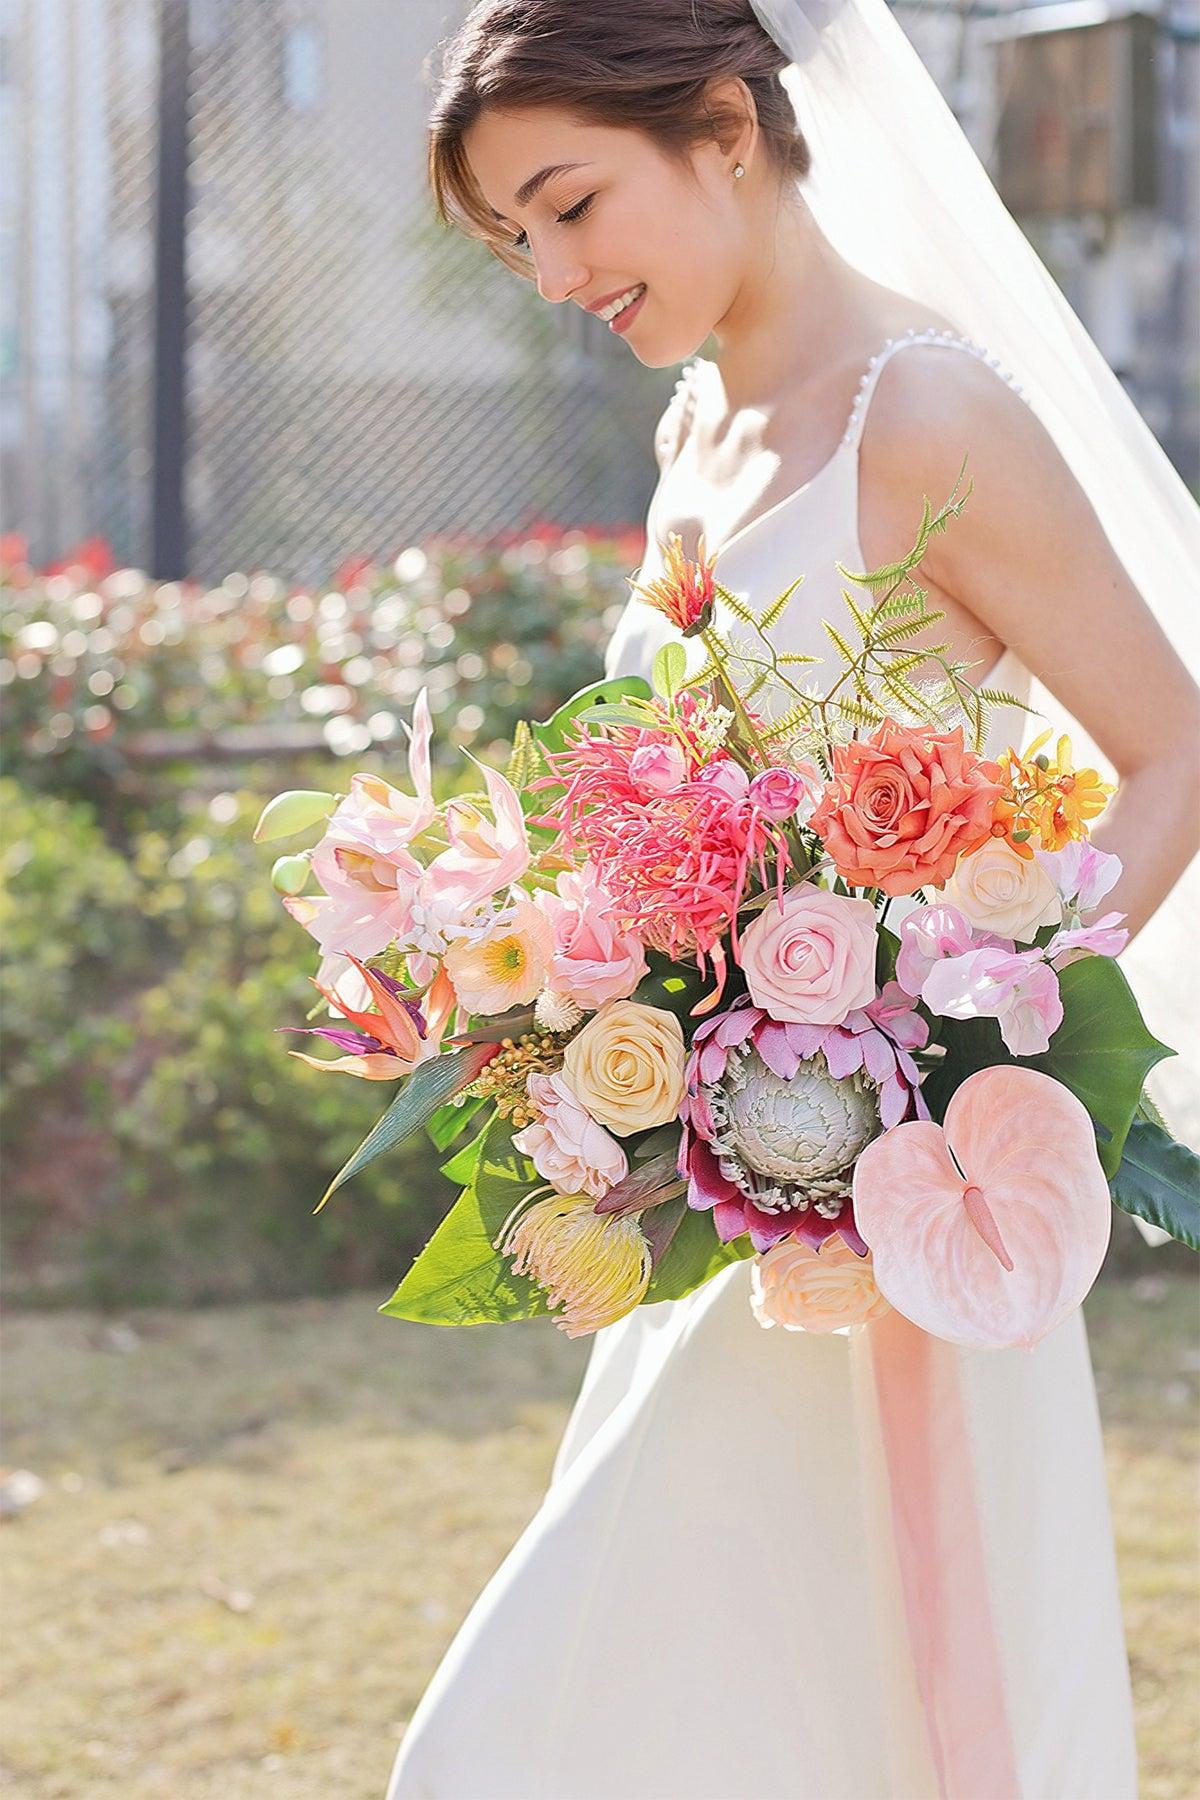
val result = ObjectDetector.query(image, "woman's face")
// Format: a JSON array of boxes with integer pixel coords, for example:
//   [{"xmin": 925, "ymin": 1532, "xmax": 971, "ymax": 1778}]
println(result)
[{"xmin": 462, "ymin": 108, "xmax": 750, "ymax": 367}]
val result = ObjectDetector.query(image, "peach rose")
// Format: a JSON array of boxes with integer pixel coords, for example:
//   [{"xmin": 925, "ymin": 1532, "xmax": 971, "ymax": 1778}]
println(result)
[
  {"xmin": 810, "ymin": 724, "xmax": 1004, "ymax": 897},
  {"xmin": 513, "ymin": 1071, "xmax": 629, "ymax": 1200},
  {"xmin": 937, "ymin": 837, "xmax": 1062, "ymax": 943},
  {"xmin": 750, "ymin": 1235, "xmax": 891, "ymax": 1333},
  {"xmin": 563, "ymin": 1000, "xmax": 686, "ymax": 1136},
  {"xmin": 737, "ymin": 887, "xmax": 877, "ymax": 1025}
]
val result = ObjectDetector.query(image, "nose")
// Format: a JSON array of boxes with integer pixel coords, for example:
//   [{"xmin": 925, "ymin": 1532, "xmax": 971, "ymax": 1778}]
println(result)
[{"xmin": 534, "ymin": 246, "xmax": 588, "ymax": 306}]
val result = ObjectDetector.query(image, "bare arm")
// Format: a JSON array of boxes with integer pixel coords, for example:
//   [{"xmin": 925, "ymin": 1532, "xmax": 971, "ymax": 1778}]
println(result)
[{"xmin": 859, "ymin": 347, "xmax": 1200, "ymax": 939}]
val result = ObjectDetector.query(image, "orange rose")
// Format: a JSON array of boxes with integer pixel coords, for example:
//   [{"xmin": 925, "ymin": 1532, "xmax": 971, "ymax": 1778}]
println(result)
[{"xmin": 810, "ymin": 723, "xmax": 1003, "ymax": 897}]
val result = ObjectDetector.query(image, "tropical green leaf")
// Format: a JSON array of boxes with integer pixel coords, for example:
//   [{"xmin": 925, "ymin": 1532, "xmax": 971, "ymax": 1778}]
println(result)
[
  {"xmin": 316, "ymin": 1044, "xmax": 497, "ymax": 1211},
  {"xmin": 652, "ymin": 640, "xmax": 688, "ymax": 700},
  {"xmin": 439, "ymin": 1117, "xmax": 492, "ymax": 1185},
  {"xmin": 1109, "ymin": 1117, "xmax": 1200, "ymax": 1250},
  {"xmin": 425, "ymin": 1091, "xmax": 487, "ymax": 1150},
  {"xmin": 577, "ymin": 701, "xmax": 656, "ymax": 727},
  {"xmin": 645, "ymin": 1205, "xmax": 754, "ymax": 1304},
  {"xmin": 531, "ymin": 675, "xmax": 653, "ymax": 760},
  {"xmin": 379, "ymin": 1117, "xmax": 550, "ymax": 1326}
]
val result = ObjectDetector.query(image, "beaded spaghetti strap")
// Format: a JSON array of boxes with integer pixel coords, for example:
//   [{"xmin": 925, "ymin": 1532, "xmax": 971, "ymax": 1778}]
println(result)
[{"xmin": 841, "ymin": 324, "xmax": 1031, "ymax": 451}]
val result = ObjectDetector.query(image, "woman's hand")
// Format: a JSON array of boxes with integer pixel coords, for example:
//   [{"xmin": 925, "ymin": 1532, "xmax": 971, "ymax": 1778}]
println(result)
[{"xmin": 858, "ymin": 345, "xmax": 1200, "ymax": 940}]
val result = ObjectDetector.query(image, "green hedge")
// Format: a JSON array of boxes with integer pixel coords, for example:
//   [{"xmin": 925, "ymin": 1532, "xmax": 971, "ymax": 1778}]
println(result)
[{"xmin": 0, "ymin": 527, "xmax": 639, "ymax": 1306}]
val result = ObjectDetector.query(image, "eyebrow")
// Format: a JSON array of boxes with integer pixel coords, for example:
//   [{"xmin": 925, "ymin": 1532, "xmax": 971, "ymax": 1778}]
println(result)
[{"xmin": 513, "ymin": 160, "xmax": 589, "ymax": 208}]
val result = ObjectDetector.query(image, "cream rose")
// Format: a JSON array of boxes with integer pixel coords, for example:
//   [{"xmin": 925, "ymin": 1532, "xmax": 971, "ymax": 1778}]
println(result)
[
  {"xmin": 750, "ymin": 1236, "xmax": 891, "ymax": 1334},
  {"xmin": 562, "ymin": 1000, "xmax": 686, "ymax": 1136},
  {"xmin": 738, "ymin": 887, "xmax": 877, "ymax": 1025},
  {"xmin": 938, "ymin": 838, "xmax": 1062, "ymax": 943}
]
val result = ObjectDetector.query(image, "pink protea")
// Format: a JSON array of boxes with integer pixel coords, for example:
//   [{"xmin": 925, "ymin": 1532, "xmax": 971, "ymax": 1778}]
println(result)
[
  {"xmin": 530, "ymin": 696, "xmax": 792, "ymax": 1005},
  {"xmin": 677, "ymin": 987, "xmax": 929, "ymax": 1255}
]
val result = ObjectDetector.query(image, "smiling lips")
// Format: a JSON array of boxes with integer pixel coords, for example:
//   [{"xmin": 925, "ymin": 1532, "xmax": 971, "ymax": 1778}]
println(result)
[{"xmin": 591, "ymin": 283, "xmax": 646, "ymax": 325}]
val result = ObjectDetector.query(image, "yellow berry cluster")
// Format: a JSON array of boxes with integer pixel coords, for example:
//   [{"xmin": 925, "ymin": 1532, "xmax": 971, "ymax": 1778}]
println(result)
[{"xmin": 464, "ymin": 1030, "xmax": 566, "ymax": 1128}]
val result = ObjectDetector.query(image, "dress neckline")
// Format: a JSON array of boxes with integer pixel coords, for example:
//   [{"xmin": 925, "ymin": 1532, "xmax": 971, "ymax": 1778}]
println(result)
[{"xmin": 673, "ymin": 353, "xmax": 864, "ymax": 568}]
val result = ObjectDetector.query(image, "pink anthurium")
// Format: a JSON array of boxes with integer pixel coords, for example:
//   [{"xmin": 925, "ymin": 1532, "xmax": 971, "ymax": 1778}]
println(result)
[{"xmin": 852, "ymin": 1065, "xmax": 1111, "ymax": 1350}]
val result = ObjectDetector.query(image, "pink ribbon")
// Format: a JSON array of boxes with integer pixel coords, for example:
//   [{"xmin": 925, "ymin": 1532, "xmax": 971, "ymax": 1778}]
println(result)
[{"xmin": 866, "ymin": 1307, "xmax": 1020, "ymax": 1799}]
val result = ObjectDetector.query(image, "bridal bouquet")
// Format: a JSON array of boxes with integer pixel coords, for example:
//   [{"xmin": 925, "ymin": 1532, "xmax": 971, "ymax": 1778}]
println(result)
[{"xmin": 257, "ymin": 487, "xmax": 1197, "ymax": 1350}]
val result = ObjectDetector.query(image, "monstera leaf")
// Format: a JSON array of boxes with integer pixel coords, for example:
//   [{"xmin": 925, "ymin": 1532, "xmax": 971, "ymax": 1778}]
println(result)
[{"xmin": 854, "ymin": 1065, "xmax": 1112, "ymax": 1350}]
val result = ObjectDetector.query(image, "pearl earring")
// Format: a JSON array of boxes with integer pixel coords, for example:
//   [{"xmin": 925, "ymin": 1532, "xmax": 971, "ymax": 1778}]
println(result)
[{"xmin": 733, "ymin": 162, "xmax": 745, "ymax": 180}]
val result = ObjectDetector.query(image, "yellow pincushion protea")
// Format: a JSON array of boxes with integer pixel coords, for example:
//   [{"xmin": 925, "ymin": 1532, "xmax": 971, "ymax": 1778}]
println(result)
[
  {"xmin": 996, "ymin": 730, "xmax": 1113, "ymax": 854},
  {"xmin": 496, "ymin": 1188, "xmax": 653, "ymax": 1337}
]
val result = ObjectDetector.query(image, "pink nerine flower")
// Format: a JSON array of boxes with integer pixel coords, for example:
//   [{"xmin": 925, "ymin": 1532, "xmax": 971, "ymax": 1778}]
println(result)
[
  {"xmin": 531, "ymin": 694, "xmax": 792, "ymax": 1005},
  {"xmin": 534, "ymin": 863, "xmax": 648, "ymax": 1011},
  {"xmin": 513, "ymin": 1071, "xmax": 629, "ymax": 1200},
  {"xmin": 737, "ymin": 887, "xmax": 878, "ymax": 1026}
]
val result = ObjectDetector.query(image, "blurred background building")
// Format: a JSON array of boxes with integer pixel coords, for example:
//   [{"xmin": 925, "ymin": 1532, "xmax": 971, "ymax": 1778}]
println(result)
[{"xmin": 3, "ymin": 0, "xmax": 1198, "ymax": 582}]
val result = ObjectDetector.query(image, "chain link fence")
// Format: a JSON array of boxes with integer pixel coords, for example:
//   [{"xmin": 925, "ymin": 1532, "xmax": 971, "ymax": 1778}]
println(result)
[
  {"xmin": 4, "ymin": 0, "xmax": 1197, "ymax": 583},
  {"xmin": 6, "ymin": 0, "xmax": 668, "ymax": 583}
]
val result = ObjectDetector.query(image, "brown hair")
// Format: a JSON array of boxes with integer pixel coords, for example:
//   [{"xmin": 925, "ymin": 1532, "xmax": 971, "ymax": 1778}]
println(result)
[{"xmin": 428, "ymin": 0, "xmax": 811, "ymax": 274}]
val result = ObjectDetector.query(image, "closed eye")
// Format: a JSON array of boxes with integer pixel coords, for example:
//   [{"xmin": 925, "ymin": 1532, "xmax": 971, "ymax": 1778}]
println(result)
[{"xmin": 512, "ymin": 192, "xmax": 595, "ymax": 252}]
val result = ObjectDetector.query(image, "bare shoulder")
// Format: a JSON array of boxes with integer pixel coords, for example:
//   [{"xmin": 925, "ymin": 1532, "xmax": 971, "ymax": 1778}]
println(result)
[{"xmin": 857, "ymin": 341, "xmax": 1085, "ymax": 571}]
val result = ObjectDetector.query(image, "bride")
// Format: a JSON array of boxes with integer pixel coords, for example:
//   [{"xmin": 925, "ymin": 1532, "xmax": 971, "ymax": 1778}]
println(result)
[{"xmin": 387, "ymin": 2, "xmax": 1200, "ymax": 1795}]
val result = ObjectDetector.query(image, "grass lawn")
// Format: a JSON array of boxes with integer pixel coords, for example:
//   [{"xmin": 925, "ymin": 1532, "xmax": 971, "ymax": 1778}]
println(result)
[{"xmin": 1, "ymin": 1274, "xmax": 1196, "ymax": 1798}]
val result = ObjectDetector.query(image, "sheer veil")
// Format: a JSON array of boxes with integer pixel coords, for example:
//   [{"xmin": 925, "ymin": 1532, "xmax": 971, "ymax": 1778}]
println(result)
[{"xmin": 750, "ymin": 0, "xmax": 1200, "ymax": 1147}]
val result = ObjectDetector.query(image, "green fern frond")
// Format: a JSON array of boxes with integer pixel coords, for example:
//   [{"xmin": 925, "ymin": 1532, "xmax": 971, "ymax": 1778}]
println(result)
[
  {"xmin": 758, "ymin": 576, "xmax": 804, "ymax": 632},
  {"xmin": 776, "ymin": 651, "xmax": 819, "ymax": 666},
  {"xmin": 823, "ymin": 620, "xmax": 859, "ymax": 668},
  {"xmin": 761, "ymin": 701, "xmax": 814, "ymax": 742},
  {"xmin": 713, "ymin": 581, "xmax": 757, "ymax": 627}
]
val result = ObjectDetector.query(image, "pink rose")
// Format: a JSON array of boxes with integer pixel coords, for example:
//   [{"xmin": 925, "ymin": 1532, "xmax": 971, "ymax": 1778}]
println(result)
[
  {"xmin": 737, "ymin": 887, "xmax": 878, "ymax": 1026},
  {"xmin": 513, "ymin": 1071, "xmax": 629, "ymax": 1200},
  {"xmin": 748, "ymin": 764, "xmax": 819, "ymax": 823},
  {"xmin": 750, "ymin": 1236, "xmax": 891, "ymax": 1334},
  {"xmin": 629, "ymin": 742, "xmax": 688, "ymax": 796},
  {"xmin": 534, "ymin": 863, "xmax": 648, "ymax": 1012},
  {"xmin": 695, "ymin": 759, "xmax": 750, "ymax": 802}
]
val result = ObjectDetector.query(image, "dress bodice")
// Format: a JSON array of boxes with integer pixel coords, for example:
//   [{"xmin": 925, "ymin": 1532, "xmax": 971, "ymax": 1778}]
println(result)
[{"xmin": 603, "ymin": 328, "xmax": 1032, "ymax": 756}]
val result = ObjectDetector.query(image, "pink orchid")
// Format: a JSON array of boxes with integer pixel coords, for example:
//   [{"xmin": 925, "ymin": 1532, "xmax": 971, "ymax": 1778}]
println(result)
[
  {"xmin": 1046, "ymin": 913, "xmax": 1129, "ymax": 965},
  {"xmin": 921, "ymin": 946, "xmax": 1064, "ymax": 1057},
  {"xmin": 1036, "ymin": 840, "xmax": 1122, "ymax": 913},
  {"xmin": 424, "ymin": 756, "xmax": 530, "ymax": 912},
  {"xmin": 894, "ymin": 903, "xmax": 1012, "ymax": 998}
]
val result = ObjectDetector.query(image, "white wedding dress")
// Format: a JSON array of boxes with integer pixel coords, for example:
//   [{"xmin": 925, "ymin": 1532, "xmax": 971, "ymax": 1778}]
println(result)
[{"xmin": 386, "ymin": 334, "xmax": 1139, "ymax": 1800}]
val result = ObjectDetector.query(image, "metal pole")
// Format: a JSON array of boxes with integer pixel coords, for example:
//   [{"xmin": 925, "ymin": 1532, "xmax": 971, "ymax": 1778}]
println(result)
[{"xmin": 150, "ymin": 0, "xmax": 190, "ymax": 578}]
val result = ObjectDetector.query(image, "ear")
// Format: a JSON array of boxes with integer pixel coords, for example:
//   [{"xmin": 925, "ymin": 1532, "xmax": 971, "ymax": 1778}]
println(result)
[{"xmin": 701, "ymin": 75, "xmax": 760, "ymax": 176}]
